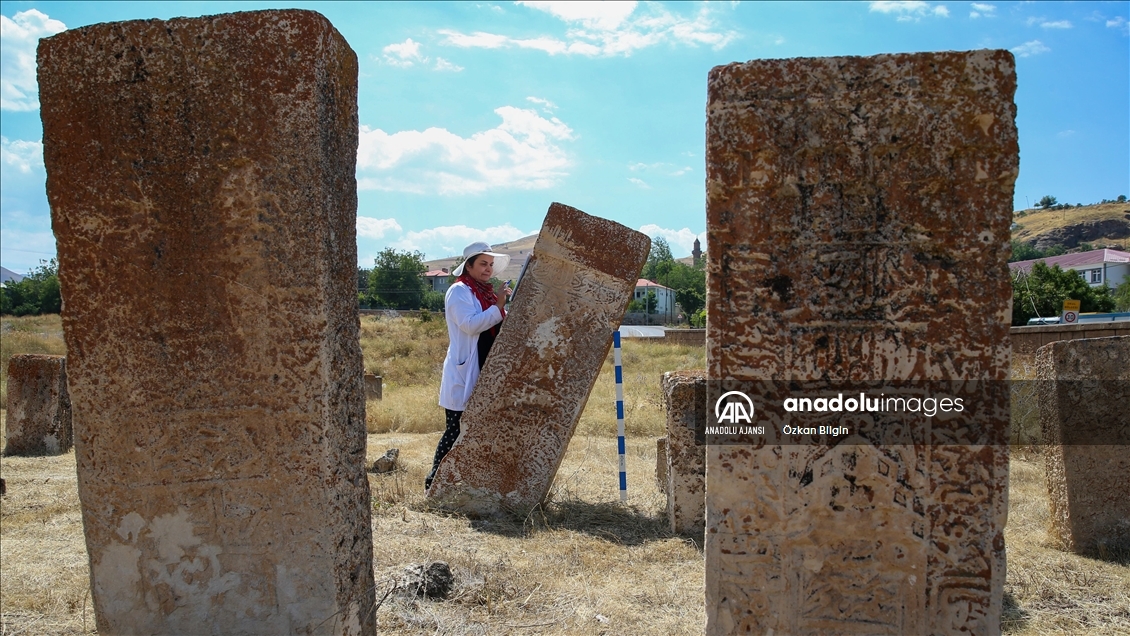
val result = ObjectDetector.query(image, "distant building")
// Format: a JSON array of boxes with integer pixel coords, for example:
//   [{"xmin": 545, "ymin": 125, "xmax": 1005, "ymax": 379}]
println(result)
[
  {"xmin": 1009, "ymin": 248, "xmax": 1130, "ymax": 289},
  {"xmin": 423, "ymin": 268, "xmax": 453, "ymax": 293},
  {"xmin": 634, "ymin": 279, "xmax": 677, "ymax": 321},
  {"xmin": 692, "ymin": 238, "xmax": 702, "ymax": 267}
]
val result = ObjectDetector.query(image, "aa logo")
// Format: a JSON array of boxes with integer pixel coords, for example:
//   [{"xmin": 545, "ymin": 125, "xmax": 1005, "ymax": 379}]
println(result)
[{"xmin": 715, "ymin": 391, "xmax": 754, "ymax": 424}]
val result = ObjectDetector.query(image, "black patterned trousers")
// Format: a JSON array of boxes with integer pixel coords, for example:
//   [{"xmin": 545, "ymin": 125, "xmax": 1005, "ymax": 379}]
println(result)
[{"xmin": 425, "ymin": 409, "xmax": 462, "ymax": 490}]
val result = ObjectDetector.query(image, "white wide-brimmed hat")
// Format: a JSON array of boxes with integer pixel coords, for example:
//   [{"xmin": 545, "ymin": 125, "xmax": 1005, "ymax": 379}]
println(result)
[{"xmin": 452, "ymin": 241, "xmax": 511, "ymax": 277}]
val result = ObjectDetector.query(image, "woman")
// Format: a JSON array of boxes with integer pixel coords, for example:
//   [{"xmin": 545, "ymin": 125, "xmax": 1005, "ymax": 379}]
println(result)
[{"xmin": 426, "ymin": 241, "xmax": 512, "ymax": 490}]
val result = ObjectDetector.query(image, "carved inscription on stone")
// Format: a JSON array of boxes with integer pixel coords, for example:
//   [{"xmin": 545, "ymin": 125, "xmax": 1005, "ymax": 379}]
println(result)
[
  {"xmin": 705, "ymin": 51, "xmax": 1016, "ymax": 634},
  {"xmin": 428, "ymin": 203, "xmax": 650, "ymax": 516},
  {"xmin": 39, "ymin": 10, "xmax": 373, "ymax": 635},
  {"xmin": 661, "ymin": 370, "xmax": 706, "ymax": 536}
]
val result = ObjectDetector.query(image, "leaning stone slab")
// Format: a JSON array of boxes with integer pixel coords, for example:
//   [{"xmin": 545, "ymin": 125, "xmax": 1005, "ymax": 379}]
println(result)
[
  {"xmin": 428, "ymin": 203, "xmax": 649, "ymax": 515},
  {"xmin": 1037, "ymin": 336, "xmax": 1130, "ymax": 556},
  {"xmin": 705, "ymin": 51, "xmax": 1016, "ymax": 634},
  {"xmin": 39, "ymin": 10, "xmax": 374, "ymax": 635},
  {"xmin": 661, "ymin": 370, "xmax": 705, "ymax": 536},
  {"xmin": 4, "ymin": 354, "xmax": 72, "ymax": 456}
]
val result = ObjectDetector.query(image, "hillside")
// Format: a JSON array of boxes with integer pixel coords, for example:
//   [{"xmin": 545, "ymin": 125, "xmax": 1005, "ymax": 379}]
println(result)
[
  {"xmin": 422, "ymin": 234, "xmax": 538, "ymax": 283},
  {"xmin": 1012, "ymin": 202, "xmax": 1130, "ymax": 252}
]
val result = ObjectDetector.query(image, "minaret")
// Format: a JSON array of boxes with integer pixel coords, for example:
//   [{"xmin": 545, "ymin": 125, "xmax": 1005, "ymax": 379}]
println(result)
[{"xmin": 692, "ymin": 238, "xmax": 702, "ymax": 267}]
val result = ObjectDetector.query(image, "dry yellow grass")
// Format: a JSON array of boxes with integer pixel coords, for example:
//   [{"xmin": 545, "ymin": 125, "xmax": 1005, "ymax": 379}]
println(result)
[
  {"xmin": 1012, "ymin": 202, "xmax": 1130, "ymax": 250},
  {"xmin": 2, "ymin": 315, "xmax": 1128, "ymax": 634},
  {"xmin": 0, "ymin": 314, "xmax": 66, "ymax": 410}
]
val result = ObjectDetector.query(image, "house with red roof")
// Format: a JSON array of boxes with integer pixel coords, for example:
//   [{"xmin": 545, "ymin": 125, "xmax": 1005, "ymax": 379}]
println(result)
[
  {"xmin": 423, "ymin": 268, "xmax": 453, "ymax": 293},
  {"xmin": 1008, "ymin": 248, "xmax": 1130, "ymax": 288},
  {"xmin": 634, "ymin": 279, "xmax": 677, "ymax": 321}
]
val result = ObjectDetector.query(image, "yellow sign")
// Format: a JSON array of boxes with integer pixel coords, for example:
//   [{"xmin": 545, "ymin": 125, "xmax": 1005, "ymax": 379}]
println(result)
[{"xmin": 1062, "ymin": 299, "xmax": 1081, "ymax": 312}]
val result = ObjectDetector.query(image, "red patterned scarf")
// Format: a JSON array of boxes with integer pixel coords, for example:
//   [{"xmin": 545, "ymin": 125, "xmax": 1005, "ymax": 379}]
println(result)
[{"xmin": 458, "ymin": 272, "xmax": 505, "ymax": 334}]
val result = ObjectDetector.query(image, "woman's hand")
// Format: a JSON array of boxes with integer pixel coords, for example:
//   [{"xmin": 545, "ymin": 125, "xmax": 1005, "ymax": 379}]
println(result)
[{"xmin": 496, "ymin": 283, "xmax": 512, "ymax": 311}]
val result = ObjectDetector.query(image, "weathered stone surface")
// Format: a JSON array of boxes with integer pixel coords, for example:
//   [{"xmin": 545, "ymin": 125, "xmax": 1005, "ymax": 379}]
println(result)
[
  {"xmin": 364, "ymin": 373, "xmax": 383, "ymax": 400},
  {"xmin": 705, "ymin": 51, "xmax": 1016, "ymax": 634},
  {"xmin": 1037, "ymin": 336, "xmax": 1130, "ymax": 556},
  {"xmin": 428, "ymin": 203, "xmax": 650, "ymax": 515},
  {"xmin": 655, "ymin": 436, "xmax": 668, "ymax": 489},
  {"xmin": 662, "ymin": 370, "xmax": 706, "ymax": 536},
  {"xmin": 4, "ymin": 354, "xmax": 72, "ymax": 456},
  {"xmin": 39, "ymin": 10, "xmax": 374, "ymax": 635},
  {"xmin": 371, "ymin": 448, "xmax": 399, "ymax": 474}
]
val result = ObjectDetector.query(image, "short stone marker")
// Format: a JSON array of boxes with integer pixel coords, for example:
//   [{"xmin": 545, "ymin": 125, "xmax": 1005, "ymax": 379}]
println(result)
[
  {"xmin": 661, "ymin": 370, "xmax": 705, "ymax": 536},
  {"xmin": 427, "ymin": 203, "xmax": 650, "ymax": 515},
  {"xmin": 1037, "ymin": 335, "xmax": 1130, "ymax": 556},
  {"xmin": 39, "ymin": 10, "xmax": 374, "ymax": 635},
  {"xmin": 4, "ymin": 354, "xmax": 72, "ymax": 456},
  {"xmin": 705, "ymin": 51, "xmax": 1016, "ymax": 634},
  {"xmin": 364, "ymin": 373, "xmax": 383, "ymax": 400}
]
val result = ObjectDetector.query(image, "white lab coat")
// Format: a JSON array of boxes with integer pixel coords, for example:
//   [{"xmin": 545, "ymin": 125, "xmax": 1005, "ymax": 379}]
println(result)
[{"xmin": 438, "ymin": 281, "xmax": 503, "ymax": 411}]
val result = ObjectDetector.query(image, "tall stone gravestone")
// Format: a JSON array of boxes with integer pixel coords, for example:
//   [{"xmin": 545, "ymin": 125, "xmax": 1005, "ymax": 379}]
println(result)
[
  {"xmin": 1037, "ymin": 336, "xmax": 1130, "ymax": 556},
  {"xmin": 39, "ymin": 10, "xmax": 374, "ymax": 635},
  {"xmin": 428, "ymin": 203, "xmax": 649, "ymax": 516},
  {"xmin": 705, "ymin": 51, "xmax": 1016, "ymax": 634},
  {"xmin": 661, "ymin": 370, "xmax": 706, "ymax": 536},
  {"xmin": 4, "ymin": 354, "xmax": 72, "ymax": 456}
]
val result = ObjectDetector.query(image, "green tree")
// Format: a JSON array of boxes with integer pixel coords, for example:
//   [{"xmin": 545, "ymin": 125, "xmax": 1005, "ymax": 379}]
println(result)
[
  {"xmin": 644, "ymin": 289, "xmax": 658, "ymax": 314},
  {"xmin": 1009, "ymin": 240, "xmax": 1068, "ymax": 262},
  {"xmin": 421, "ymin": 290, "xmax": 445, "ymax": 312},
  {"xmin": 0, "ymin": 259, "xmax": 61, "ymax": 316},
  {"xmin": 640, "ymin": 236, "xmax": 673, "ymax": 281},
  {"xmin": 368, "ymin": 248, "xmax": 427, "ymax": 310},
  {"xmin": 689, "ymin": 308, "xmax": 706, "ymax": 328},
  {"xmin": 1011, "ymin": 262, "xmax": 1115, "ymax": 325},
  {"xmin": 1036, "ymin": 195, "xmax": 1058, "ymax": 209},
  {"xmin": 1114, "ymin": 280, "xmax": 1130, "ymax": 312},
  {"xmin": 662, "ymin": 261, "xmax": 706, "ymax": 316}
]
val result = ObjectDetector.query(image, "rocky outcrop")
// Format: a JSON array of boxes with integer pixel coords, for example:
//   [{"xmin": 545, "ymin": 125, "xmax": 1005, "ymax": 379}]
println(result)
[{"xmin": 1031, "ymin": 215, "xmax": 1130, "ymax": 252}]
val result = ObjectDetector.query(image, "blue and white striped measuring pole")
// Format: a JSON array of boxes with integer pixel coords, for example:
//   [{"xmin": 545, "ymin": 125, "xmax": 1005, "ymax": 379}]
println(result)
[{"xmin": 613, "ymin": 330, "xmax": 627, "ymax": 503}]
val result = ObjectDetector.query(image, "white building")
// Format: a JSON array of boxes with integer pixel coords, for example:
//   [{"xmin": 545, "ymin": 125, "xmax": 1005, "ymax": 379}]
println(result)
[
  {"xmin": 634, "ymin": 279, "xmax": 677, "ymax": 322},
  {"xmin": 1009, "ymin": 248, "xmax": 1130, "ymax": 289}
]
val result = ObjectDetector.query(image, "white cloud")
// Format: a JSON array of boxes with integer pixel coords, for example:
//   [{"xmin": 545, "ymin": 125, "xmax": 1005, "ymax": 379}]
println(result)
[
  {"xmin": 383, "ymin": 37, "xmax": 427, "ymax": 67},
  {"xmin": 1, "ymin": 9, "xmax": 66, "ymax": 111},
  {"xmin": 357, "ymin": 106, "xmax": 574, "ymax": 195},
  {"xmin": 1040, "ymin": 20, "xmax": 1072, "ymax": 29},
  {"xmin": 1, "ymin": 136, "xmax": 43, "ymax": 174},
  {"xmin": 629, "ymin": 161, "xmax": 694, "ymax": 177},
  {"xmin": 356, "ymin": 216, "xmax": 403, "ymax": 239},
  {"xmin": 393, "ymin": 223, "xmax": 531, "ymax": 258},
  {"xmin": 869, "ymin": 1, "xmax": 950, "ymax": 21},
  {"xmin": 526, "ymin": 96, "xmax": 557, "ymax": 110},
  {"xmin": 1108, "ymin": 16, "xmax": 1130, "ymax": 35},
  {"xmin": 434, "ymin": 57, "xmax": 463, "ymax": 72},
  {"xmin": 628, "ymin": 177, "xmax": 650, "ymax": 189},
  {"xmin": 440, "ymin": 2, "xmax": 736, "ymax": 57},
  {"xmin": 1011, "ymin": 40, "xmax": 1050, "ymax": 57},
  {"xmin": 969, "ymin": 3, "xmax": 996, "ymax": 19},
  {"xmin": 1056, "ymin": 129, "xmax": 1075, "ymax": 138},
  {"xmin": 638, "ymin": 224, "xmax": 705, "ymax": 257},
  {"xmin": 516, "ymin": 1, "xmax": 638, "ymax": 31}
]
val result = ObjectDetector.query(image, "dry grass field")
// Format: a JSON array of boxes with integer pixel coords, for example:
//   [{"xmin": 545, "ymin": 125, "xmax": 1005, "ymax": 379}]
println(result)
[{"xmin": 2, "ymin": 314, "xmax": 1128, "ymax": 634}]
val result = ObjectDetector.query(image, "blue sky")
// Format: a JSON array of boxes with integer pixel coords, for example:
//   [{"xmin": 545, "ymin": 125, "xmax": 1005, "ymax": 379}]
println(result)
[{"xmin": 2, "ymin": 1, "xmax": 1128, "ymax": 274}]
